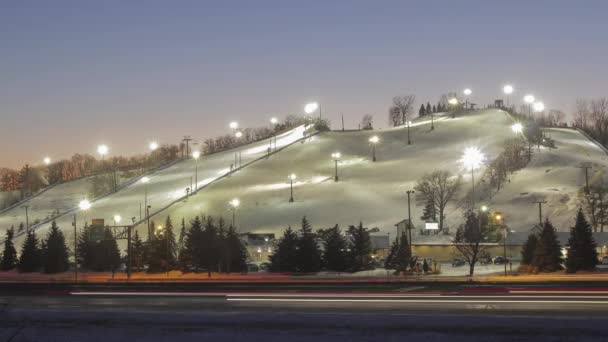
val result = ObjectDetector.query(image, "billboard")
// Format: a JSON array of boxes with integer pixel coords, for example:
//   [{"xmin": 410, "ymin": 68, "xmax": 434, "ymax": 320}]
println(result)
[{"xmin": 425, "ymin": 222, "xmax": 439, "ymax": 230}]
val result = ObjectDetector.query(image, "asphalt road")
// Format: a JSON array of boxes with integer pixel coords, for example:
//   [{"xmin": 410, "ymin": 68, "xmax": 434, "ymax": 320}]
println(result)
[{"xmin": 3, "ymin": 283, "xmax": 608, "ymax": 341}]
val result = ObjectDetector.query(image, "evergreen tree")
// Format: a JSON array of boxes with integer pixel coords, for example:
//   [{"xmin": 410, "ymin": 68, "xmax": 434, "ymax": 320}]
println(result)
[
  {"xmin": 565, "ymin": 209, "xmax": 598, "ymax": 273},
  {"xmin": 347, "ymin": 222, "xmax": 373, "ymax": 272},
  {"xmin": 1, "ymin": 227, "xmax": 18, "ymax": 271},
  {"xmin": 520, "ymin": 233, "xmax": 538, "ymax": 265},
  {"xmin": 179, "ymin": 216, "xmax": 203, "ymax": 272},
  {"xmin": 77, "ymin": 225, "xmax": 121, "ymax": 272},
  {"xmin": 419, "ymin": 104, "xmax": 426, "ymax": 116},
  {"xmin": 178, "ymin": 217, "xmax": 186, "ymax": 254},
  {"xmin": 201, "ymin": 216, "xmax": 220, "ymax": 275},
  {"xmin": 42, "ymin": 221, "xmax": 70, "ymax": 273},
  {"xmin": 420, "ymin": 197, "xmax": 437, "ymax": 222},
  {"xmin": 18, "ymin": 230, "xmax": 41, "ymax": 272},
  {"xmin": 296, "ymin": 217, "xmax": 322, "ymax": 273},
  {"xmin": 146, "ymin": 217, "xmax": 176, "ymax": 273},
  {"xmin": 426, "ymin": 102, "xmax": 432, "ymax": 115},
  {"xmin": 321, "ymin": 224, "xmax": 349, "ymax": 272},
  {"xmin": 384, "ymin": 231, "xmax": 411, "ymax": 274},
  {"xmin": 269, "ymin": 226, "xmax": 299, "ymax": 272},
  {"xmin": 131, "ymin": 230, "xmax": 146, "ymax": 272},
  {"xmin": 532, "ymin": 219, "xmax": 563, "ymax": 272},
  {"xmin": 432, "ymin": 104, "xmax": 437, "ymax": 113},
  {"xmin": 102, "ymin": 227, "xmax": 122, "ymax": 274},
  {"xmin": 225, "ymin": 225, "xmax": 248, "ymax": 273}
]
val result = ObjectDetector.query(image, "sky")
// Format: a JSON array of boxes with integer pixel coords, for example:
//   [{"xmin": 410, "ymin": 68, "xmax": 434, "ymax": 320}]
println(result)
[{"xmin": 1, "ymin": 0, "xmax": 607, "ymax": 169}]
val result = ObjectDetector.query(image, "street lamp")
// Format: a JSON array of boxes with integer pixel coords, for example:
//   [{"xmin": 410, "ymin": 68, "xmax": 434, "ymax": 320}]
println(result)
[
  {"xmin": 461, "ymin": 147, "xmax": 485, "ymax": 209},
  {"xmin": 448, "ymin": 98, "xmax": 459, "ymax": 116},
  {"xmin": 229, "ymin": 121, "xmax": 239, "ymax": 131},
  {"xmin": 524, "ymin": 95, "xmax": 535, "ymax": 118},
  {"xmin": 463, "ymin": 88, "xmax": 472, "ymax": 109},
  {"xmin": 97, "ymin": 144, "xmax": 109, "ymax": 160},
  {"xmin": 511, "ymin": 122, "xmax": 523, "ymax": 134},
  {"xmin": 229, "ymin": 198, "xmax": 240, "ymax": 227},
  {"xmin": 192, "ymin": 151, "xmax": 200, "ymax": 191},
  {"xmin": 503, "ymin": 84, "xmax": 514, "ymax": 108},
  {"xmin": 74, "ymin": 198, "xmax": 91, "ymax": 283},
  {"xmin": 43, "ymin": 157, "xmax": 51, "ymax": 165},
  {"xmin": 270, "ymin": 117, "xmax": 278, "ymax": 152},
  {"xmin": 234, "ymin": 131, "xmax": 243, "ymax": 168},
  {"xmin": 149, "ymin": 141, "xmax": 159, "ymax": 151},
  {"xmin": 331, "ymin": 152, "xmax": 341, "ymax": 182},
  {"xmin": 407, "ymin": 121, "xmax": 412, "ymax": 145},
  {"xmin": 369, "ymin": 135, "xmax": 379, "ymax": 162},
  {"xmin": 533, "ymin": 101, "xmax": 545, "ymax": 113},
  {"xmin": 305, "ymin": 102, "xmax": 321, "ymax": 120},
  {"xmin": 113, "ymin": 214, "xmax": 122, "ymax": 226},
  {"xmin": 288, "ymin": 173, "xmax": 297, "ymax": 202},
  {"xmin": 140, "ymin": 176, "xmax": 150, "ymax": 230}
]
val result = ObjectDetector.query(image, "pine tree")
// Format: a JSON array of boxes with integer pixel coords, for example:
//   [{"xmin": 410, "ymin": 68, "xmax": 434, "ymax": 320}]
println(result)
[
  {"xmin": 101, "ymin": 227, "xmax": 121, "ymax": 274},
  {"xmin": 384, "ymin": 231, "xmax": 411, "ymax": 274},
  {"xmin": 18, "ymin": 230, "xmax": 41, "ymax": 272},
  {"xmin": 321, "ymin": 224, "xmax": 349, "ymax": 272},
  {"xmin": 225, "ymin": 225, "xmax": 248, "ymax": 273},
  {"xmin": 520, "ymin": 233, "xmax": 538, "ymax": 266},
  {"xmin": 201, "ymin": 216, "xmax": 220, "ymax": 275},
  {"xmin": 420, "ymin": 197, "xmax": 437, "ymax": 222},
  {"xmin": 131, "ymin": 230, "xmax": 146, "ymax": 272},
  {"xmin": 179, "ymin": 216, "xmax": 203, "ymax": 272},
  {"xmin": 426, "ymin": 102, "xmax": 432, "ymax": 115},
  {"xmin": 178, "ymin": 217, "xmax": 186, "ymax": 254},
  {"xmin": 432, "ymin": 104, "xmax": 437, "ymax": 113},
  {"xmin": 532, "ymin": 219, "xmax": 563, "ymax": 272},
  {"xmin": 347, "ymin": 222, "xmax": 373, "ymax": 272},
  {"xmin": 419, "ymin": 104, "xmax": 426, "ymax": 116},
  {"xmin": 42, "ymin": 221, "xmax": 70, "ymax": 273},
  {"xmin": 566, "ymin": 209, "xmax": 598, "ymax": 273},
  {"xmin": 269, "ymin": 226, "xmax": 299, "ymax": 272},
  {"xmin": 1, "ymin": 227, "xmax": 18, "ymax": 271},
  {"xmin": 296, "ymin": 217, "xmax": 322, "ymax": 273}
]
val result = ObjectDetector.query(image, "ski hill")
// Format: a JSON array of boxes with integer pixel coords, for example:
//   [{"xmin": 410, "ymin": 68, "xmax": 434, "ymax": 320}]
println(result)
[{"xmin": 2, "ymin": 109, "xmax": 606, "ymax": 247}]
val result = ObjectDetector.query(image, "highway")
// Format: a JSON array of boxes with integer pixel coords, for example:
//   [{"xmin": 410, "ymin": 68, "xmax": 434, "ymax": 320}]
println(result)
[{"xmin": 3, "ymin": 283, "xmax": 608, "ymax": 341}]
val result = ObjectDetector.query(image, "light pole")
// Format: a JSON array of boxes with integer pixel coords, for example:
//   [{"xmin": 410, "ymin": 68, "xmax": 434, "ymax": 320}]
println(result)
[
  {"xmin": 448, "ymin": 98, "xmax": 459, "ymax": 118},
  {"xmin": 407, "ymin": 121, "xmax": 412, "ymax": 145},
  {"xmin": 462, "ymin": 147, "xmax": 485, "ymax": 210},
  {"xmin": 141, "ymin": 176, "xmax": 151, "ymax": 239},
  {"xmin": 21, "ymin": 205, "xmax": 29, "ymax": 232},
  {"xmin": 155, "ymin": 224, "xmax": 169, "ymax": 276},
  {"xmin": 288, "ymin": 173, "xmax": 297, "ymax": 202},
  {"xmin": 331, "ymin": 152, "xmax": 341, "ymax": 182},
  {"xmin": 503, "ymin": 84, "xmax": 514, "ymax": 109},
  {"xmin": 97, "ymin": 144, "xmax": 109, "ymax": 161},
  {"xmin": 305, "ymin": 102, "xmax": 321, "ymax": 121},
  {"xmin": 234, "ymin": 131, "xmax": 243, "ymax": 168},
  {"xmin": 463, "ymin": 88, "xmax": 472, "ymax": 110},
  {"xmin": 270, "ymin": 117, "xmax": 278, "ymax": 152},
  {"xmin": 229, "ymin": 198, "xmax": 240, "ymax": 227},
  {"xmin": 524, "ymin": 95, "xmax": 535, "ymax": 119},
  {"xmin": 369, "ymin": 135, "xmax": 379, "ymax": 162},
  {"xmin": 192, "ymin": 151, "xmax": 200, "ymax": 191},
  {"xmin": 406, "ymin": 190, "xmax": 414, "ymax": 258},
  {"xmin": 74, "ymin": 199, "xmax": 91, "ymax": 283},
  {"xmin": 430, "ymin": 113, "xmax": 435, "ymax": 130}
]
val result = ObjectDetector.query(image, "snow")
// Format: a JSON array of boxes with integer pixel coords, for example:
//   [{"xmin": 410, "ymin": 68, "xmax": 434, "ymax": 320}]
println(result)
[{"xmin": 4, "ymin": 109, "xmax": 606, "ymax": 249}]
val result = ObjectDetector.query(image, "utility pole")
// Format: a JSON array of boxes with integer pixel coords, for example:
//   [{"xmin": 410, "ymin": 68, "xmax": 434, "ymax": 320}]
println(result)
[
  {"xmin": 21, "ymin": 205, "xmax": 29, "ymax": 232},
  {"xmin": 147, "ymin": 205, "xmax": 152, "ymax": 241},
  {"xmin": 406, "ymin": 190, "xmax": 415, "ymax": 258},
  {"xmin": 533, "ymin": 200, "xmax": 547, "ymax": 227},
  {"xmin": 341, "ymin": 113, "xmax": 344, "ymax": 132},
  {"xmin": 579, "ymin": 165, "xmax": 592, "ymax": 194},
  {"xmin": 182, "ymin": 136, "xmax": 193, "ymax": 158},
  {"xmin": 72, "ymin": 214, "xmax": 78, "ymax": 284},
  {"xmin": 407, "ymin": 121, "xmax": 411, "ymax": 145}
]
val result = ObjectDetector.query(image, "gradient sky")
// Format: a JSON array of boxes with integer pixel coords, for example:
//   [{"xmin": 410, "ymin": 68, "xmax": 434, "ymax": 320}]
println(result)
[{"xmin": 2, "ymin": 0, "xmax": 607, "ymax": 169}]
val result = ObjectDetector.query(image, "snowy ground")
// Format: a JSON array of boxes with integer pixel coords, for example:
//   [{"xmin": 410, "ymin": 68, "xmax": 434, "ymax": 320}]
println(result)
[
  {"xmin": 3, "ymin": 126, "xmax": 306, "ymax": 244},
  {"xmin": 4, "ymin": 109, "xmax": 606, "ymax": 251}
]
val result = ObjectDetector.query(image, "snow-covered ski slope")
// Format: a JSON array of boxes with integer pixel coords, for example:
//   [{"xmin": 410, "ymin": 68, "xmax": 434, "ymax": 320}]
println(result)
[
  {"xmin": 153, "ymin": 109, "xmax": 607, "ymax": 243},
  {"xmin": 3, "ymin": 125, "xmax": 306, "ymax": 242}
]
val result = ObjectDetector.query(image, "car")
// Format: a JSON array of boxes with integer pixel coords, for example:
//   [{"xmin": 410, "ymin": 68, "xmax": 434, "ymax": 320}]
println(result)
[
  {"xmin": 479, "ymin": 255, "xmax": 492, "ymax": 265},
  {"xmin": 452, "ymin": 258, "xmax": 466, "ymax": 267},
  {"xmin": 492, "ymin": 256, "xmax": 509, "ymax": 265},
  {"xmin": 601, "ymin": 256, "xmax": 608, "ymax": 265}
]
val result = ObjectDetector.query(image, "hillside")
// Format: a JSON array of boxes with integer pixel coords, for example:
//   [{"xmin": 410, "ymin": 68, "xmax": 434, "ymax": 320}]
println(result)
[{"xmin": 4, "ymin": 109, "xmax": 605, "ymax": 247}]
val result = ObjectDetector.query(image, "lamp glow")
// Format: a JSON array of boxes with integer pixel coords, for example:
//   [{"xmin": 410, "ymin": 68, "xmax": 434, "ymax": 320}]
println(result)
[
  {"xmin": 229, "ymin": 198, "xmax": 240, "ymax": 208},
  {"xmin": 97, "ymin": 144, "xmax": 109, "ymax": 156},
  {"xmin": 113, "ymin": 215, "xmax": 122, "ymax": 224},
  {"xmin": 235, "ymin": 131, "xmax": 243, "ymax": 138},
  {"xmin": 78, "ymin": 199, "xmax": 91, "ymax": 211},
  {"xmin": 369, "ymin": 135, "xmax": 379, "ymax": 144},
  {"xmin": 270, "ymin": 117, "xmax": 278, "ymax": 125},
  {"xmin": 524, "ymin": 94, "xmax": 535, "ymax": 104},
  {"xmin": 461, "ymin": 147, "xmax": 485, "ymax": 170},
  {"xmin": 141, "ymin": 176, "xmax": 150, "ymax": 184},
  {"xmin": 289, "ymin": 173, "xmax": 297, "ymax": 181},
  {"xmin": 149, "ymin": 142, "xmax": 159, "ymax": 151},
  {"xmin": 533, "ymin": 101, "xmax": 545, "ymax": 112},
  {"xmin": 304, "ymin": 102, "xmax": 319, "ymax": 114},
  {"xmin": 464, "ymin": 88, "xmax": 472, "ymax": 96},
  {"xmin": 43, "ymin": 157, "xmax": 51, "ymax": 165},
  {"xmin": 503, "ymin": 85, "xmax": 514, "ymax": 95},
  {"xmin": 511, "ymin": 123, "xmax": 523, "ymax": 134},
  {"xmin": 332, "ymin": 152, "xmax": 341, "ymax": 160},
  {"xmin": 229, "ymin": 121, "xmax": 238, "ymax": 130},
  {"xmin": 448, "ymin": 98, "xmax": 459, "ymax": 105},
  {"xmin": 192, "ymin": 151, "xmax": 201, "ymax": 159}
]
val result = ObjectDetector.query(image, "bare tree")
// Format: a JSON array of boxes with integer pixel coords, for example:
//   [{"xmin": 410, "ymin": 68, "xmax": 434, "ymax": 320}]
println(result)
[
  {"xmin": 360, "ymin": 114, "xmax": 373, "ymax": 130},
  {"xmin": 388, "ymin": 106, "xmax": 401, "ymax": 127},
  {"xmin": 414, "ymin": 171, "xmax": 462, "ymax": 231},
  {"xmin": 581, "ymin": 185, "xmax": 608, "ymax": 232},
  {"xmin": 392, "ymin": 95, "xmax": 416, "ymax": 125},
  {"xmin": 574, "ymin": 98, "xmax": 590, "ymax": 129},
  {"xmin": 453, "ymin": 210, "xmax": 500, "ymax": 276}
]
